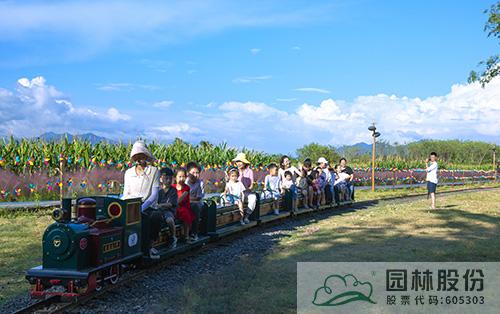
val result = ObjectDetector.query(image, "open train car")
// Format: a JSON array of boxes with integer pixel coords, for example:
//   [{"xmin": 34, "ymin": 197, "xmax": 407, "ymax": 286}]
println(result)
[{"xmin": 25, "ymin": 189, "xmax": 352, "ymax": 298}]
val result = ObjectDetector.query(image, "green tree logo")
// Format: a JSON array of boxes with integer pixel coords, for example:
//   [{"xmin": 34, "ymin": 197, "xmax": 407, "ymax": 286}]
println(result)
[{"xmin": 312, "ymin": 274, "xmax": 376, "ymax": 306}]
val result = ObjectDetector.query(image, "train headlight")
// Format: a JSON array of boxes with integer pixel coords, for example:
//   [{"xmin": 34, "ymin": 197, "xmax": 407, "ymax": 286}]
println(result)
[{"xmin": 52, "ymin": 208, "xmax": 63, "ymax": 221}]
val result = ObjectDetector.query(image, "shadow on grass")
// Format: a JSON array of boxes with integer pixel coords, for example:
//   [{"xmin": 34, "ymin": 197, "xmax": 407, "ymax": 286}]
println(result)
[{"xmin": 160, "ymin": 191, "xmax": 500, "ymax": 313}]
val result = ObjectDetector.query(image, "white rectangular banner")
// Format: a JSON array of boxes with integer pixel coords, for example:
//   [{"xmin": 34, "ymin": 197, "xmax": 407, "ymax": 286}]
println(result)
[{"xmin": 297, "ymin": 262, "xmax": 499, "ymax": 314}]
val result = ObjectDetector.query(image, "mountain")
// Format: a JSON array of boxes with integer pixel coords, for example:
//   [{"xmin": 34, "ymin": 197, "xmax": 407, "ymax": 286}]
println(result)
[
  {"xmin": 336, "ymin": 142, "xmax": 372, "ymax": 155},
  {"xmin": 36, "ymin": 132, "xmax": 116, "ymax": 144}
]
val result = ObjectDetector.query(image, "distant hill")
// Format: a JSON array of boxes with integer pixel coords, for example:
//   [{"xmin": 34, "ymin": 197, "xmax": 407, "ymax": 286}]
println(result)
[
  {"xmin": 336, "ymin": 142, "xmax": 372, "ymax": 155},
  {"xmin": 36, "ymin": 132, "xmax": 116, "ymax": 144}
]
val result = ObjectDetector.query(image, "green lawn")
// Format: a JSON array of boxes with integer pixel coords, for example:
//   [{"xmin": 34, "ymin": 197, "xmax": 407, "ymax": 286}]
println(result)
[
  {"xmin": 169, "ymin": 189, "xmax": 500, "ymax": 313},
  {"xmin": 0, "ymin": 183, "xmax": 497, "ymax": 305}
]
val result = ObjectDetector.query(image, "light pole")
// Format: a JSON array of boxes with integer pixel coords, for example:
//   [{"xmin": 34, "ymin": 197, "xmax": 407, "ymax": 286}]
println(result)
[
  {"xmin": 368, "ymin": 123, "xmax": 381, "ymax": 192},
  {"xmin": 493, "ymin": 146, "xmax": 497, "ymax": 182}
]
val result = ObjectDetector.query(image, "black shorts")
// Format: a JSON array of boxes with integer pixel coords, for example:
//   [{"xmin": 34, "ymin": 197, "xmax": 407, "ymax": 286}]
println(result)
[{"xmin": 427, "ymin": 182, "xmax": 437, "ymax": 194}]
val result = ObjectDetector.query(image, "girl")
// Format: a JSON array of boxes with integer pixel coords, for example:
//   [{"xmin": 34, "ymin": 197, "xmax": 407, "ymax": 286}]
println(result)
[
  {"xmin": 281, "ymin": 171, "xmax": 298, "ymax": 212},
  {"xmin": 309, "ymin": 170, "xmax": 321, "ymax": 208},
  {"xmin": 173, "ymin": 168, "xmax": 195, "ymax": 243},
  {"xmin": 223, "ymin": 168, "xmax": 247, "ymax": 224},
  {"xmin": 263, "ymin": 163, "xmax": 282, "ymax": 214},
  {"xmin": 233, "ymin": 153, "xmax": 256, "ymax": 224}
]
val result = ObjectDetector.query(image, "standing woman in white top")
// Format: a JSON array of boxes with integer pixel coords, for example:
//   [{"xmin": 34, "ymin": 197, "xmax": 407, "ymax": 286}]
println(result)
[
  {"xmin": 425, "ymin": 152, "xmax": 438, "ymax": 209},
  {"xmin": 122, "ymin": 140, "xmax": 160, "ymax": 211}
]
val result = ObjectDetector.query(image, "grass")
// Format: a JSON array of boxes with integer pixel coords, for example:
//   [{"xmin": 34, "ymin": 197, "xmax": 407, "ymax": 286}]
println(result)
[
  {"xmin": 0, "ymin": 210, "xmax": 52, "ymax": 303},
  {"xmin": 0, "ymin": 183, "xmax": 498, "ymax": 305},
  {"xmin": 169, "ymin": 189, "xmax": 500, "ymax": 313}
]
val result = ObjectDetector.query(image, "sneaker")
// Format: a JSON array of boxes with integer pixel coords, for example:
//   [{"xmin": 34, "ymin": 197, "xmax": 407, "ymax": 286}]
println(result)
[
  {"xmin": 149, "ymin": 247, "xmax": 160, "ymax": 259},
  {"xmin": 190, "ymin": 234, "xmax": 198, "ymax": 242},
  {"xmin": 273, "ymin": 209, "xmax": 280, "ymax": 215},
  {"xmin": 240, "ymin": 218, "xmax": 245, "ymax": 225},
  {"xmin": 186, "ymin": 237, "xmax": 193, "ymax": 244},
  {"xmin": 169, "ymin": 236, "xmax": 177, "ymax": 249},
  {"xmin": 243, "ymin": 217, "xmax": 250, "ymax": 224},
  {"xmin": 303, "ymin": 204, "xmax": 310, "ymax": 209}
]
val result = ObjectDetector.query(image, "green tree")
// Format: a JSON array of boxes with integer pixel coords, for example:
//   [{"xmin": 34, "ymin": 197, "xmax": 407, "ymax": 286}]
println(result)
[
  {"xmin": 469, "ymin": 2, "xmax": 499, "ymax": 86},
  {"xmin": 296, "ymin": 143, "xmax": 341, "ymax": 165}
]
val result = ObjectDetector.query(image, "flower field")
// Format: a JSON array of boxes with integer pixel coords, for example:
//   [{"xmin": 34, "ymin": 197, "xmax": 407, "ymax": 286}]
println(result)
[{"xmin": 0, "ymin": 137, "xmax": 497, "ymax": 202}]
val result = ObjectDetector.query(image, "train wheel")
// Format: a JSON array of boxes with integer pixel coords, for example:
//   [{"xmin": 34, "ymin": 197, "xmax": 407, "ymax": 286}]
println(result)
[
  {"xmin": 95, "ymin": 272, "xmax": 104, "ymax": 291},
  {"xmin": 109, "ymin": 265, "xmax": 119, "ymax": 285}
]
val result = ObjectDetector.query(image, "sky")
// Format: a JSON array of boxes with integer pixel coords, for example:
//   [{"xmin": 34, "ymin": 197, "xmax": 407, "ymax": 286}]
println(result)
[{"xmin": 0, "ymin": 0, "xmax": 499, "ymax": 154}]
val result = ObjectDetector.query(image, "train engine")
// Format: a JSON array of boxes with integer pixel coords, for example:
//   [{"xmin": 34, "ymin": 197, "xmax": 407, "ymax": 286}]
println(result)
[{"xmin": 26, "ymin": 196, "xmax": 143, "ymax": 298}]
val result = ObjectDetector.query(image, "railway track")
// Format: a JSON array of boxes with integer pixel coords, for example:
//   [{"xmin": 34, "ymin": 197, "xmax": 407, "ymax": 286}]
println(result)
[{"xmin": 12, "ymin": 185, "xmax": 499, "ymax": 314}]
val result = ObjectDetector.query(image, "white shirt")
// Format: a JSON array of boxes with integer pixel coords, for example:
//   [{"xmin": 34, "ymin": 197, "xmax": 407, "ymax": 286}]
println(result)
[
  {"xmin": 225, "ymin": 180, "xmax": 246, "ymax": 198},
  {"xmin": 278, "ymin": 166, "xmax": 301, "ymax": 183},
  {"xmin": 322, "ymin": 167, "xmax": 332, "ymax": 184},
  {"xmin": 426, "ymin": 161, "xmax": 438, "ymax": 184},
  {"xmin": 122, "ymin": 165, "xmax": 160, "ymax": 206},
  {"xmin": 334, "ymin": 172, "xmax": 350, "ymax": 186},
  {"xmin": 282, "ymin": 178, "xmax": 295, "ymax": 189}
]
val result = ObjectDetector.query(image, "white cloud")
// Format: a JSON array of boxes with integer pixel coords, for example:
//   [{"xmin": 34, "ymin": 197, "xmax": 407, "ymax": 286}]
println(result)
[
  {"xmin": 0, "ymin": 76, "xmax": 133, "ymax": 137},
  {"xmin": 250, "ymin": 48, "xmax": 261, "ymax": 55},
  {"xmin": 295, "ymin": 87, "xmax": 331, "ymax": 94},
  {"xmin": 291, "ymin": 46, "xmax": 301, "ymax": 50},
  {"xmin": 97, "ymin": 83, "xmax": 159, "ymax": 92},
  {"xmin": 107, "ymin": 107, "xmax": 130, "ymax": 121},
  {"xmin": 276, "ymin": 98, "xmax": 297, "ymax": 102},
  {"xmin": 153, "ymin": 100, "xmax": 174, "ymax": 109},
  {"xmin": 232, "ymin": 75, "xmax": 272, "ymax": 84},
  {"xmin": 219, "ymin": 101, "xmax": 288, "ymax": 119},
  {"xmin": 296, "ymin": 77, "xmax": 500, "ymax": 144},
  {"xmin": 152, "ymin": 123, "xmax": 202, "ymax": 138}
]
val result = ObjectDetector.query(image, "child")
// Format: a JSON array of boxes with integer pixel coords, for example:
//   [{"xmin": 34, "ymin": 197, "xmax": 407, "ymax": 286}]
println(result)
[
  {"xmin": 173, "ymin": 168, "xmax": 195, "ymax": 243},
  {"xmin": 316, "ymin": 166, "xmax": 327, "ymax": 206},
  {"xmin": 157, "ymin": 167, "xmax": 178, "ymax": 249},
  {"xmin": 309, "ymin": 170, "xmax": 321, "ymax": 208},
  {"xmin": 186, "ymin": 162, "xmax": 205, "ymax": 241},
  {"xmin": 263, "ymin": 163, "xmax": 281, "ymax": 214},
  {"xmin": 297, "ymin": 168, "xmax": 311, "ymax": 209},
  {"xmin": 334, "ymin": 164, "xmax": 351, "ymax": 202},
  {"xmin": 223, "ymin": 168, "xmax": 247, "ymax": 225},
  {"xmin": 233, "ymin": 153, "xmax": 256, "ymax": 224},
  {"xmin": 281, "ymin": 171, "xmax": 298, "ymax": 212}
]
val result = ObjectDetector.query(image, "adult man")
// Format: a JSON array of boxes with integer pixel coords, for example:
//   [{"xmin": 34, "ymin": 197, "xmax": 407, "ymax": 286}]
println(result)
[
  {"xmin": 426, "ymin": 152, "xmax": 439, "ymax": 209},
  {"xmin": 339, "ymin": 158, "xmax": 355, "ymax": 201}
]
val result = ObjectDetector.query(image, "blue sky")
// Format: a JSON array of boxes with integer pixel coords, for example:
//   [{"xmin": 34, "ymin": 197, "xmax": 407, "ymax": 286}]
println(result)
[{"xmin": 0, "ymin": 0, "xmax": 498, "ymax": 153}]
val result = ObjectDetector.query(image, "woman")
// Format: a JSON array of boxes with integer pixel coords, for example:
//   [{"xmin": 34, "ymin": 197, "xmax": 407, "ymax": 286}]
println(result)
[
  {"xmin": 122, "ymin": 140, "xmax": 161, "ymax": 258},
  {"xmin": 232, "ymin": 153, "xmax": 256, "ymax": 224},
  {"xmin": 278, "ymin": 155, "xmax": 301, "ymax": 183}
]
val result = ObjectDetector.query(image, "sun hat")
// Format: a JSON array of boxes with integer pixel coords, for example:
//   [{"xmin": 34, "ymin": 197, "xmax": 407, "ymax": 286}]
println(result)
[
  {"xmin": 130, "ymin": 140, "xmax": 154, "ymax": 161},
  {"xmin": 232, "ymin": 152, "xmax": 250, "ymax": 164},
  {"xmin": 317, "ymin": 157, "xmax": 328, "ymax": 164}
]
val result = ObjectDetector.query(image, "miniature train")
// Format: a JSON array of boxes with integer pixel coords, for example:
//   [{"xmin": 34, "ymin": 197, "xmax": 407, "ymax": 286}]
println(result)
[{"xmin": 26, "ymin": 191, "xmax": 353, "ymax": 298}]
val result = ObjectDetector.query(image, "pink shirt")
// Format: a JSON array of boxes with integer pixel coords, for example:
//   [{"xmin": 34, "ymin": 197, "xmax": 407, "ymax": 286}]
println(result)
[{"xmin": 238, "ymin": 167, "xmax": 254, "ymax": 190}]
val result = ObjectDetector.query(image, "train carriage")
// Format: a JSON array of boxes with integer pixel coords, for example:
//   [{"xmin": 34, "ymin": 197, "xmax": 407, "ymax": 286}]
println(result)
[{"xmin": 25, "ymin": 187, "xmax": 352, "ymax": 298}]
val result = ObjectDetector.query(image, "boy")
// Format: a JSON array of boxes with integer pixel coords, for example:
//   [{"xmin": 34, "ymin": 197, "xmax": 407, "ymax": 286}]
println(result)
[
  {"xmin": 157, "ymin": 167, "xmax": 178, "ymax": 249},
  {"xmin": 263, "ymin": 163, "xmax": 282, "ymax": 214},
  {"xmin": 426, "ymin": 152, "xmax": 439, "ymax": 209},
  {"xmin": 185, "ymin": 162, "xmax": 205, "ymax": 241}
]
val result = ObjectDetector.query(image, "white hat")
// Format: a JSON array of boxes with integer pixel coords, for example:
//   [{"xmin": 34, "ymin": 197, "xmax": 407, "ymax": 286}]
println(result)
[
  {"xmin": 130, "ymin": 140, "xmax": 154, "ymax": 161},
  {"xmin": 317, "ymin": 157, "xmax": 328, "ymax": 164}
]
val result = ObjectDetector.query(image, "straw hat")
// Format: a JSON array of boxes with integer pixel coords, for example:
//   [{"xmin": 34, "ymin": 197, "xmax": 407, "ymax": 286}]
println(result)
[
  {"xmin": 317, "ymin": 157, "xmax": 328, "ymax": 164},
  {"xmin": 232, "ymin": 152, "xmax": 250, "ymax": 164},
  {"xmin": 130, "ymin": 140, "xmax": 154, "ymax": 161}
]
